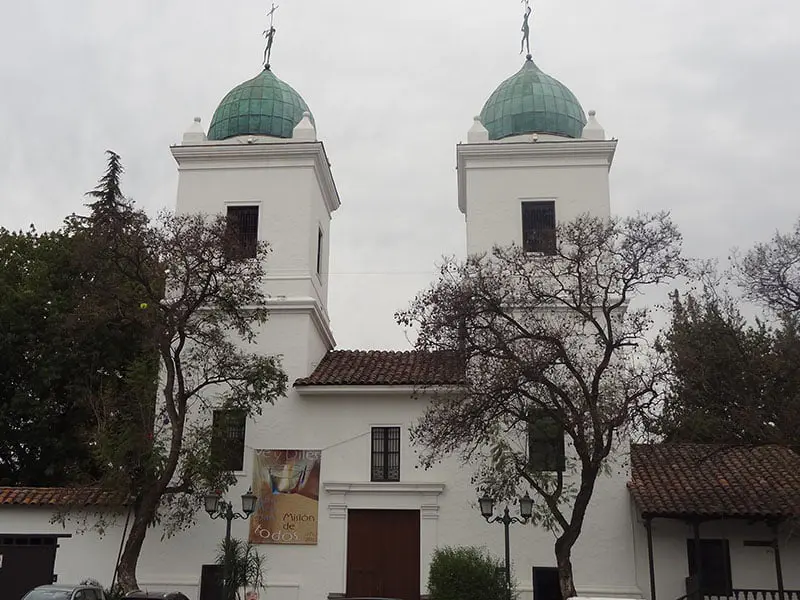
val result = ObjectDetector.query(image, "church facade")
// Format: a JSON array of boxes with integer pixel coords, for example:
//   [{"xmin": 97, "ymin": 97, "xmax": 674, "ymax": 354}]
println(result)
[{"xmin": 3, "ymin": 40, "xmax": 800, "ymax": 600}]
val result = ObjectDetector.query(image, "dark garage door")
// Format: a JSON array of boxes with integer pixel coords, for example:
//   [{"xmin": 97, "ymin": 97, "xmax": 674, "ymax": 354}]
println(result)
[{"xmin": 0, "ymin": 535, "xmax": 61, "ymax": 600}]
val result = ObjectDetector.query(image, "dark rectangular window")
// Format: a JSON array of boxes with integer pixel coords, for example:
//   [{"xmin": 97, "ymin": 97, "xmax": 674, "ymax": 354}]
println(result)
[
  {"xmin": 371, "ymin": 426, "xmax": 400, "ymax": 482},
  {"xmin": 528, "ymin": 411, "xmax": 565, "ymax": 472},
  {"xmin": 317, "ymin": 227, "xmax": 323, "ymax": 275},
  {"xmin": 211, "ymin": 410, "xmax": 246, "ymax": 472},
  {"xmin": 226, "ymin": 205, "xmax": 259, "ymax": 259},
  {"xmin": 686, "ymin": 539, "xmax": 732, "ymax": 597},
  {"xmin": 522, "ymin": 201, "xmax": 556, "ymax": 255}
]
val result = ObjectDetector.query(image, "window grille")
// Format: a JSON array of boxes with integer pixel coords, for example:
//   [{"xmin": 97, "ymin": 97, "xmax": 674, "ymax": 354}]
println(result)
[{"xmin": 371, "ymin": 426, "xmax": 401, "ymax": 482}]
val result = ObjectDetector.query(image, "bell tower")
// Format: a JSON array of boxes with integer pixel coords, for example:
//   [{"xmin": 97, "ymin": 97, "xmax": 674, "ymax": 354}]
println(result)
[
  {"xmin": 170, "ymin": 66, "xmax": 340, "ymax": 377},
  {"xmin": 457, "ymin": 54, "xmax": 617, "ymax": 256}
]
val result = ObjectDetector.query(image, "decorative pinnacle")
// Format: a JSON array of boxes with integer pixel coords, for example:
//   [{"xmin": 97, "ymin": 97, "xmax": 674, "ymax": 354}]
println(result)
[
  {"xmin": 520, "ymin": 0, "xmax": 533, "ymax": 56},
  {"xmin": 262, "ymin": 3, "xmax": 279, "ymax": 69}
]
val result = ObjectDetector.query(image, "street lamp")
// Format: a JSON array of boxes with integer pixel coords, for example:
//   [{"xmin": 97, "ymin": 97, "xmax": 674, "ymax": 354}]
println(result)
[
  {"xmin": 205, "ymin": 488, "xmax": 258, "ymax": 600},
  {"xmin": 479, "ymin": 493, "xmax": 534, "ymax": 600}
]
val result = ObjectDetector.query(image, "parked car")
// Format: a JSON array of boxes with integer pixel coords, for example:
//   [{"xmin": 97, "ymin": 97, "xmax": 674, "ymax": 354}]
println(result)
[
  {"xmin": 22, "ymin": 584, "xmax": 106, "ymax": 600},
  {"xmin": 124, "ymin": 592, "xmax": 190, "ymax": 600}
]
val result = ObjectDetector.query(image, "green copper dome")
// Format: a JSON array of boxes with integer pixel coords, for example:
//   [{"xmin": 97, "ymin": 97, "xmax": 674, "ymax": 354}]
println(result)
[
  {"xmin": 207, "ymin": 68, "xmax": 313, "ymax": 141},
  {"xmin": 480, "ymin": 57, "xmax": 586, "ymax": 140}
]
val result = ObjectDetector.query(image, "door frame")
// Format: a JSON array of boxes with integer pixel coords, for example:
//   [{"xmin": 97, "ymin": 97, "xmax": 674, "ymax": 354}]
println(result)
[{"xmin": 324, "ymin": 482, "xmax": 444, "ymax": 597}]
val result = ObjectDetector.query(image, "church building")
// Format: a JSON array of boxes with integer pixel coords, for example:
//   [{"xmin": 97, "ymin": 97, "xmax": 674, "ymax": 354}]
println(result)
[{"xmin": 2, "ymin": 13, "xmax": 800, "ymax": 600}]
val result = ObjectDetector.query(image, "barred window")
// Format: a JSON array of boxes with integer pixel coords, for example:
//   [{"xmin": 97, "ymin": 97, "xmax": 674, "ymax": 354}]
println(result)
[
  {"xmin": 226, "ymin": 205, "xmax": 259, "ymax": 259},
  {"xmin": 371, "ymin": 426, "xmax": 400, "ymax": 482},
  {"xmin": 211, "ymin": 410, "xmax": 246, "ymax": 472},
  {"xmin": 522, "ymin": 201, "xmax": 556, "ymax": 255}
]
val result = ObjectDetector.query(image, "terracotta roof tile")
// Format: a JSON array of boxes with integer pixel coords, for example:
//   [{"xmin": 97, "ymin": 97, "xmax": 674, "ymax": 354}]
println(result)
[
  {"xmin": 0, "ymin": 487, "xmax": 125, "ymax": 507},
  {"xmin": 294, "ymin": 350, "xmax": 465, "ymax": 387},
  {"xmin": 629, "ymin": 444, "xmax": 800, "ymax": 519}
]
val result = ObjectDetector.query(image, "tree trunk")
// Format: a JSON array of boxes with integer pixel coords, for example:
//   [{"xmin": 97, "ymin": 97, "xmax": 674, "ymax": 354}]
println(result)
[
  {"xmin": 115, "ymin": 487, "xmax": 164, "ymax": 592},
  {"xmin": 555, "ymin": 535, "xmax": 578, "ymax": 600}
]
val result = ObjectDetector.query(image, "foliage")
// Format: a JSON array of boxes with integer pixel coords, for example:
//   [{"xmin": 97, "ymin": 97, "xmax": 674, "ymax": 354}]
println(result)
[
  {"xmin": 653, "ymin": 216, "xmax": 800, "ymax": 446},
  {"xmin": 51, "ymin": 152, "xmax": 287, "ymax": 593},
  {"xmin": 654, "ymin": 286, "xmax": 800, "ymax": 447},
  {"xmin": 216, "ymin": 538, "xmax": 267, "ymax": 600},
  {"xmin": 428, "ymin": 546, "xmax": 510, "ymax": 600},
  {"xmin": 0, "ymin": 227, "xmax": 92, "ymax": 485},
  {"xmin": 398, "ymin": 213, "xmax": 687, "ymax": 598}
]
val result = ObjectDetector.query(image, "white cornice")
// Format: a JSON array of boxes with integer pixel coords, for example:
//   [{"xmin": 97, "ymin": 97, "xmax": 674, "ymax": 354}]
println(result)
[
  {"xmin": 170, "ymin": 141, "xmax": 340, "ymax": 214},
  {"xmin": 294, "ymin": 384, "xmax": 460, "ymax": 396},
  {"xmin": 323, "ymin": 482, "xmax": 445, "ymax": 518},
  {"xmin": 324, "ymin": 482, "xmax": 445, "ymax": 495},
  {"xmin": 265, "ymin": 296, "xmax": 336, "ymax": 350},
  {"xmin": 456, "ymin": 139, "xmax": 617, "ymax": 214}
]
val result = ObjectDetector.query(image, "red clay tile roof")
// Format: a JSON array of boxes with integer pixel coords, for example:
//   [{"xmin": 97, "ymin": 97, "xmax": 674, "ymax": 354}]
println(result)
[
  {"xmin": 295, "ymin": 350, "xmax": 465, "ymax": 387},
  {"xmin": 629, "ymin": 444, "xmax": 800, "ymax": 519},
  {"xmin": 0, "ymin": 487, "xmax": 125, "ymax": 507}
]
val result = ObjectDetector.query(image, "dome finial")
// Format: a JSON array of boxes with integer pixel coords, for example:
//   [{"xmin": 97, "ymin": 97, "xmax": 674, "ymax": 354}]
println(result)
[
  {"xmin": 519, "ymin": 1, "xmax": 533, "ymax": 57},
  {"xmin": 262, "ymin": 3, "xmax": 279, "ymax": 69}
]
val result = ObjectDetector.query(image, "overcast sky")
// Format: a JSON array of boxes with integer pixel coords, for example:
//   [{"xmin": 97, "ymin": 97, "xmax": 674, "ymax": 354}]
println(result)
[{"xmin": 1, "ymin": 0, "xmax": 798, "ymax": 350}]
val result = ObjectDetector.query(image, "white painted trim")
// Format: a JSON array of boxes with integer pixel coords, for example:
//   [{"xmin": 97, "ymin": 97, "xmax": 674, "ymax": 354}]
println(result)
[
  {"xmin": 265, "ymin": 582, "xmax": 301, "ymax": 589},
  {"xmin": 264, "ymin": 296, "xmax": 335, "ymax": 350},
  {"xmin": 323, "ymin": 482, "xmax": 445, "ymax": 496},
  {"xmin": 171, "ymin": 141, "xmax": 340, "ymax": 214},
  {"xmin": 572, "ymin": 587, "xmax": 645, "ymax": 598},
  {"xmin": 294, "ymin": 385, "xmax": 461, "ymax": 396},
  {"xmin": 456, "ymin": 139, "xmax": 617, "ymax": 214}
]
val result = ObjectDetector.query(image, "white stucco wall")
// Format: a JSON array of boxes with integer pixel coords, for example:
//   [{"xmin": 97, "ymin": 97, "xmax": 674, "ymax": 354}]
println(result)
[
  {"xmin": 632, "ymin": 515, "xmax": 800, "ymax": 600},
  {"xmin": 171, "ymin": 142, "xmax": 337, "ymax": 314},
  {"xmin": 1, "ymin": 389, "xmax": 643, "ymax": 600},
  {"xmin": 456, "ymin": 140, "xmax": 617, "ymax": 255}
]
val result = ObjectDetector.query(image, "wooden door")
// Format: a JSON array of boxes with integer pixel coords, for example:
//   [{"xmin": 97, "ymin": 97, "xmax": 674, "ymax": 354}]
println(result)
[{"xmin": 346, "ymin": 510, "xmax": 420, "ymax": 600}]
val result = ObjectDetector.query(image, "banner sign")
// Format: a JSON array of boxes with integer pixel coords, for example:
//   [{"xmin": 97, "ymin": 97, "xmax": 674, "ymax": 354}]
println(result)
[{"xmin": 249, "ymin": 449, "xmax": 321, "ymax": 545}]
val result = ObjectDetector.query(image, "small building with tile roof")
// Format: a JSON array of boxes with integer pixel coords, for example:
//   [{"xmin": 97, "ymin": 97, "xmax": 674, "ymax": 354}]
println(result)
[{"xmin": 628, "ymin": 444, "xmax": 800, "ymax": 600}]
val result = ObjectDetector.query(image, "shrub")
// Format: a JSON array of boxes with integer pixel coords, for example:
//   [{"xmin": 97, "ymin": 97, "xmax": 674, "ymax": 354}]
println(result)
[
  {"xmin": 216, "ymin": 537, "xmax": 267, "ymax": 600},
  {"xmin": 428, "ymin": 546, "xmax": 511, "ymax": 600}
]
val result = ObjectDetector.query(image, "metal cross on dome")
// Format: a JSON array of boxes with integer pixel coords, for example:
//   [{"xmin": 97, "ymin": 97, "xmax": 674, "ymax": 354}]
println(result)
[
  {"xmin": 262, "ymin": 3, "xmax": 279, "ymax": 69},
  {"xmin": 520, "ymin": 0, "xmax": 533, "ymax": 58}
]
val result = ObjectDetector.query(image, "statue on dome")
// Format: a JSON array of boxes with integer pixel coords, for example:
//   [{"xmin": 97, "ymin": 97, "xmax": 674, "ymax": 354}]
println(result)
[
  {"xmin": 263, "ymin": 26, "xmax": 276, "ymax": 67},
  {"xmin": 520, "ymin": 1, "xmax": 532, "ymax": 56},
  {"xmin": 263, "ymin": 3, "xmax": 279, "ymax": 68}
]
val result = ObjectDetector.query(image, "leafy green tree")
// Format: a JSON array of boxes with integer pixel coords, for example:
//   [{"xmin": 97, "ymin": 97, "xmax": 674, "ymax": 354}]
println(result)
[
  {"xmin": 0, "ymin": 227, "xmax": 101, "ymax": 485},
  {"xmin": 655, "ymin": 289, "xmax": 800, "ymax": 446},
  {"xmin": 398, "ymin": 213, "xmax": 686, "ymax": 599},
  {"xmin": 655, "ymin": 217, "xmax": 800, "ymax": 447}
]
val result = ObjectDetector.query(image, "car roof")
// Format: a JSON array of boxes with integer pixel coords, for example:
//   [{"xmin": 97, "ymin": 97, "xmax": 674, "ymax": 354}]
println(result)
[{"xmin": 34, "ymin": 584, "xmax": 101, "ymax": 590}]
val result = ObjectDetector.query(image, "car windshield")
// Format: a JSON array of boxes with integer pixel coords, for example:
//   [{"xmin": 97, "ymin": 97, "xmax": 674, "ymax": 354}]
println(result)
[{"xmin": 23, "ymin": 592, "xmax": 72, "ymax": 600}]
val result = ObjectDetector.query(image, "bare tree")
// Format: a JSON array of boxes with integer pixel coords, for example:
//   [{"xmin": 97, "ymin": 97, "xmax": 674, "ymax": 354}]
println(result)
[
  {"xmin": 397, "ymin": 213, "xmax": 686, "ymax": 599},
  {"xmin": 738, "ymin": 219, "xmax": 800, "ymax": 315},
  {"xmin": 58, "ymin": 154, "xmax": 287, "ymax": 592}
]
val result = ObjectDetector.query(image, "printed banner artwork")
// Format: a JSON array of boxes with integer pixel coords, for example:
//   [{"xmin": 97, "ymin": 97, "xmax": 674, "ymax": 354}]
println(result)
[{"xmin": 249, "ymin": 449, "xmax": 322, "ymax": 545}]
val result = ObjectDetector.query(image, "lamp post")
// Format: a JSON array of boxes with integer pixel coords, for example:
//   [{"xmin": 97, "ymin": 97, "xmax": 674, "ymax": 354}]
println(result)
[
  {"xmin": 205, "ymin": 488, "xmax": 258, "ymax": 600},
  {"xmin": 479, "ymin": 493, "xmax": 534, "ymax": 600}
]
